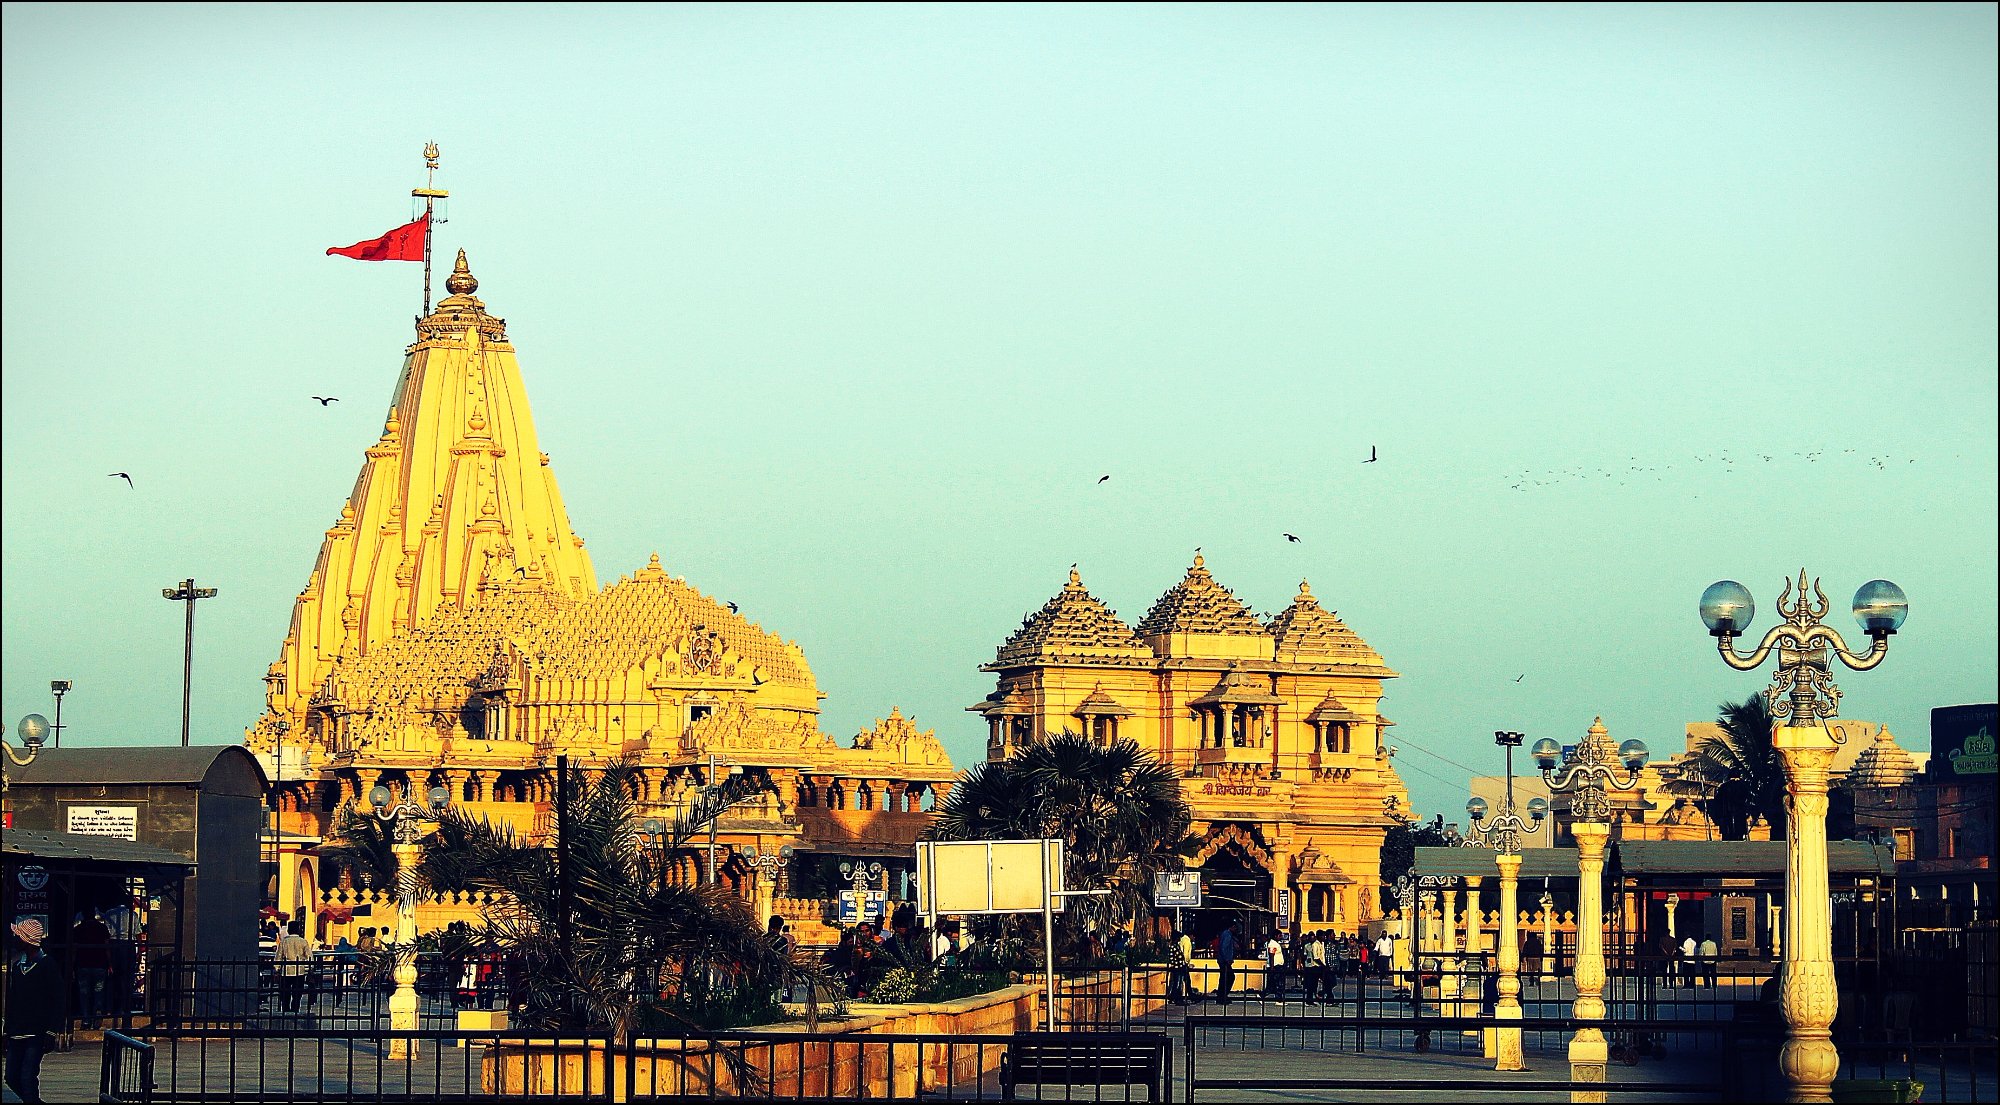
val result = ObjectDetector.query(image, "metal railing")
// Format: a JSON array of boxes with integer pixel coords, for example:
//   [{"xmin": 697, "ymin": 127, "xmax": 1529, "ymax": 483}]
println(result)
[
  {"xmin": 99, "ymin": 1029, "xmax": 156, "ymax": 1104},
  {"xmin": 104, "ymin": 1025, "xmax": 1174, "ymax": 1102},
  {"xmin": 1181, "ymin": 1013, "xmax": 1730, "ymax": 1101}
]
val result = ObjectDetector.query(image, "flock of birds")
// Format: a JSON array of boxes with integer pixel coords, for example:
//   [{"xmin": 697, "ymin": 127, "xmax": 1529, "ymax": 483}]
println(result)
[
  {"xmin": 1504, "ymin": 448, "xmax": 1919, "ymax": 492},
  {"xmin": 1092, "ymin": 445, "xmax": 1382, "ymax": 547}
]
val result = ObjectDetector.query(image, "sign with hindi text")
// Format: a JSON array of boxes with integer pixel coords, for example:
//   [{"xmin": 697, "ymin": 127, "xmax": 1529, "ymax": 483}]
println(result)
[{"xmin": 66, "ymin": 805, "xmax": 139, "ymax": 841}]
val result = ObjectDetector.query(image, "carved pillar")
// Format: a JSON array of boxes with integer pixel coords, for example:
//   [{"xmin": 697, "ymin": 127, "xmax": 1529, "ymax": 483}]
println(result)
[
  {"xmin": 1775, "ymin": 727, "xmax": 1840, "ymax": 1104},
  {"xmin": 439, "ymin": 769, "xmax": 466, "ymax": 804},
  {"xmin": 886, "ymin": 781, "xmax": 909, "ymax": 814},
  {"xmin": 1495, "ymin": 853, "xmax": 1525, "ymax": 1071},
  {"xmin": 1440, "ymin": 887, "xmax": 1461, "ymax": 999},
  {"xmin": 1569, "ymin": 820, "xmax": 1611, "ymax": 1103},
  {"xmin": 1464, "ymin": 875, "xmax": 1485, "ymax": 958}
]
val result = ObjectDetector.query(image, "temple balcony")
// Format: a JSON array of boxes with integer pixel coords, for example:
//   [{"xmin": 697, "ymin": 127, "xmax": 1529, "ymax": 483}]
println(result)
[{"xmin": 1195, "ymin": 744, "xmax": 1269, "ymax": 768}]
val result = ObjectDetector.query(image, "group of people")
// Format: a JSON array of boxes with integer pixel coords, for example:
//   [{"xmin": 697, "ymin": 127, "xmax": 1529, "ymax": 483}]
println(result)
[
  {"xmin": 819, "ymin": 905, "xmax": 971, "ymax": 1000},
  {"xmin": 1654, "ymin": 931, "xmax": 1722, "ymax": 987},
  {"xmin": 1163, "ymin": 922, "xmax": 1403, "ymax": 1006}
]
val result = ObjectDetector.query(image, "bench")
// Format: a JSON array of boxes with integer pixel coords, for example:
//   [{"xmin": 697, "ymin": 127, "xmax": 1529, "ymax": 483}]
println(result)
[{"xmin": 1000, "ymin": 1032, "xmax": 1169, "ymax": 1101}]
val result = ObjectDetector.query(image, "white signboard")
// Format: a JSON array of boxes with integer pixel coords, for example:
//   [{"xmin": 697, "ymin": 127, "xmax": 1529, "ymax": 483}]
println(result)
[
  {"xmin": 916, "ymin": 839, "xmax": 1065, "ymax": 916},
  {"xmin": 66, "ymin": 805, "xmax": 139, "ymax": 841},
  {"xmin": 1154, "ymin": 870, "xmax": 1202, "ymax": 908}
]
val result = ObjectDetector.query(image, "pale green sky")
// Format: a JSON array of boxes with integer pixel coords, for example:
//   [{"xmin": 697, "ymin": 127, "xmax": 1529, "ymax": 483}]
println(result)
[{"xmin": 4, "ymin": 2, "xmax": 1995, "ymax": 820}]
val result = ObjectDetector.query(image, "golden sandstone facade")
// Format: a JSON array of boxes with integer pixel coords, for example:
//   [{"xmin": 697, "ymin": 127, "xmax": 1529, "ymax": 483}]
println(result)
[
  {"xmin": 248, "ymin": 253, "xmax": 952, "ymax": 934},
  {"xmin": 971, "ymin": 561, "xmax": 1410, "ymax": 934}
]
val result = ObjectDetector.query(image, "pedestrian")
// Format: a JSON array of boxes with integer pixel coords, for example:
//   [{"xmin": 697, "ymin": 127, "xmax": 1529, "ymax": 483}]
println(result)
[
  {"xmin": 1262, "ymin": 931, "xmax": 1289, "ymax": 1000},
  {"xmin": 1215, "ymin": 921, "xmax": 1239, "ymax": 1006},
  {"xmin": 769, "ymin": 916, "xmax": 797, "ymax": 1002},
  {"xmin": 1698, "ymin": 935, "xmax": 1719, "ymax": 988},
  {"xmin": 1522, "ymin": 931, "xmax": 1545, "ymax": 992},
  {"xmin": 101, "ymin": 899, "xmax": 142, "ymax": 1021},
  {"xmin": 928, "ymin": 919, "xmax": 952, "ymax": 969},
  {"xmin": 1299, "ymin": 933, "xmax": 1325, "ymax": 1004},
  {"xmin": 276, "ymin": 920, "xmax": 313, "ymax": 1014},
  {"xmin": 72, "ymin": 908, "xmax": 113, "ymax": 1030},
  {"xmin": 332, "ymin": 935, "xmax": 358, "ymax": 994},
  {"xmin": 1679, "ymin": 934, "xmax": 1698, "ymax": 989},
  {"xmin": 1374, "ymin": 931, "xmax": 1394, "ymax": 979},
  {"xmin": 1166, "ymin": 926, "xmax": 1193, "ymax": 1005},
  {"xmin": 5, "ymin": 919, "xmax": 64, "ymax": 1104},
  {"xmin": 1655, "ymin": 932, "xmax": 1678, "ymax": 988}
]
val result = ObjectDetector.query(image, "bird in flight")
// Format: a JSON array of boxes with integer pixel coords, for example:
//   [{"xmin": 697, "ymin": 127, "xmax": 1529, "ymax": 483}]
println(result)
[
  {"xmin": 310, "ymin": 396, "xmax": 339, "ymax": 405},
  {"xmin": 1514, "ymin": 674, "xmax": 1525, "ymax": 683},
  {"xmin": 1364, "ymin": 446, "xmax": 1378, "ymax": 463},
  {"xmin": 109, "ymin": 472, "xmax": 134, "ymax": 489},
  {"xmin": 726, "ymin": 601, "xmax": 740, "ymax": 614},
  {"xmin": 1283, "ymin": 533, "xmax": 1301, "ymax": 543},
  {"xmin": 1097, "ymin": 475, "xmax": 1110, "ymax": 484}
]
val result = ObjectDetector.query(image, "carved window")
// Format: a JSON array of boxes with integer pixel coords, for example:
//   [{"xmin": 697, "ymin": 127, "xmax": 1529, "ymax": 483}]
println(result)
[{"xmin": 689, "ymin": 704, "xmax": 714, "ymax": 725}]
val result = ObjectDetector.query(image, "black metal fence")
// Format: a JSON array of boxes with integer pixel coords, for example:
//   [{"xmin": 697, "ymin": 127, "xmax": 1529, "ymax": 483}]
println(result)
[{"xmin": 99, "ymin": 1026, "xmax": 1174, "ymax": 1102}]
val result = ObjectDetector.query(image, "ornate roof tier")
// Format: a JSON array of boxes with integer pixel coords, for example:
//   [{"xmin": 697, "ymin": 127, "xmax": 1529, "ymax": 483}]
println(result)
[
  {"xmin": 1842, "ymin": 724, "xmax": 1918, "ymax": 790},
  {"xmin": 991, "ymin": 567, "xmax": 1149, "ymax": 668},
  {"xmin": 1269, "ymin": 580, "xmax": 1394, "ymax": 673},
  {"xmin": 1073, "ymin": 684, "xmax": 1135, "ymax": 718},
  {"xmin": 1189, "ymin": 666, "xmax": 1284, "ymax": 707},
  {"xmin": 1305, "ymin": 692, "xmax": 1364, "ymax": 725},
  {"xmin": 1135, "ymin": 555, "xmax": 1264, "ymax": 637}
]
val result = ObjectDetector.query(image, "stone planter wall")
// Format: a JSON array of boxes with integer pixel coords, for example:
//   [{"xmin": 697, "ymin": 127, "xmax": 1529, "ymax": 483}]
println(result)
[{"xmin": 481, "ymin": 982, "xmax": 1042, "ymax": 1101}]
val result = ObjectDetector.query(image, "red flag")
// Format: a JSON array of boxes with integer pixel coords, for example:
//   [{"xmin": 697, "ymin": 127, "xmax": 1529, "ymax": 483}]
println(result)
[{"xmin": 326, "ymin": 214, "xmax": 427, "ymax": 261}]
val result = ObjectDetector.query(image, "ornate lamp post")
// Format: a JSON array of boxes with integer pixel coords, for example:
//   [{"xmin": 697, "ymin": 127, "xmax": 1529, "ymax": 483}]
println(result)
[
  {"xmin": 1538, "ymin": 879, "xmax": 1556, "ymax": 987},
  {"xmin": 1392, "ymin": 873, "xmax": 1417, "ymax": 991},
  {"xmin": 840, "ymin": 860, "xmax": 886, "ymax": 928},
  {"xmin": 1536, "ymin": 727, "xmax": 1648, "ymax": 1103},
  {"xmin": 738, "ymin": 843, "xmax": 796, "ymax": 926},
  {"xmin": 366, "ymin": 782, "xmax": 449, "ymax": 1058},
  {"xmin": 1700, "ymin": 572, "xmax": 1906, "ymax": 1105},
  {"xmin": 3, "ymin": 714, "xmax": 50, "ymax": 797},
  {"xmin": 1466, "ymin": 730, "xmax": 1550, "ymax": 1072}
]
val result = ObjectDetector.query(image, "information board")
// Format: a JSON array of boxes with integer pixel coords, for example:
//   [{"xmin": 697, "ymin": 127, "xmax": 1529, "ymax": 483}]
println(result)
[{"xmin": 66, "ymin": 805, "xmax": 139, "ymax": 841}]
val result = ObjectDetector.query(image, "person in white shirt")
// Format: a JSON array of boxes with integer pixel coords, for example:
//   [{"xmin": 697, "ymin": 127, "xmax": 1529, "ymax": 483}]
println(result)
[
  {"xmin": 1697, "ymin": 935, "xmax": 1719, "ymax": 988},
  {"xmin": 1374, "ymin": 933, "xmax": 1394, "ymax": 978},
  {"xmin": 1262, "ymin": 933, "xmax": 1290, "ymax": 999},
  {"xmin": 1680, "ymin": 935, "xmax": 1698, "ymax": 988}
]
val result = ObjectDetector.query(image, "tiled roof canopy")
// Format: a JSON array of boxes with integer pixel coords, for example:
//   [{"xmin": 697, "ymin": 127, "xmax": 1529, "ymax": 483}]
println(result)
[{"xmin": 1135, "ymin": 555, "xmax": 1264, "ymax": 637}]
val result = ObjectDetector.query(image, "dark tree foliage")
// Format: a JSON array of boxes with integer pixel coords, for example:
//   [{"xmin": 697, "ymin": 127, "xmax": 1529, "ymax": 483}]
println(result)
[
  {"xmin": 1664, "ymin": 695, "xmax": 1789, "ymax": 840},
  {"xmin": 927, "ymin": 733, "xmax": 1194, "ymax": 955}
]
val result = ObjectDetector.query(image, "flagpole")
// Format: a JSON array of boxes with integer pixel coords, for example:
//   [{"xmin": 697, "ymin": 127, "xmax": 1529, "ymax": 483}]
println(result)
[{"xmin": 413, "ymin": 142, "xmax": 448, "ymax": 315}]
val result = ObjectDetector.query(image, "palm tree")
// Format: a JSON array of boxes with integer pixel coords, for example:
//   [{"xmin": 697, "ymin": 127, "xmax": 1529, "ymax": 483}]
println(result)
[
  {"xmin": 928, "ymin": 732, "xmax": 1193, "ymax": 947},
  {"xmin": 1664, "ymin": 695, "xmax": 1787, "ymax": 840},
  {"xmin": 323, "ymin": 759, "xmax": 831, "ymax": 1043}
]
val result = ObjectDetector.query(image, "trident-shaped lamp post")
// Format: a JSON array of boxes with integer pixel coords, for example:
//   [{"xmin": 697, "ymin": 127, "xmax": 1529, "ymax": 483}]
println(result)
[
  {"xmin": 1466, "ymin": 730, "xmax": 1550, "ymax": 1072},
  {"xmin": 1700, "ymin": 571, "xmax": 1906, "ymax": 1105},
  {"xmin": 366, "ymin": 782, "xmax": 450, "ymax": 1059},
  {"xmin": 1536, "ymin": 727, "xmax": 1647, "ymax": 1103}
]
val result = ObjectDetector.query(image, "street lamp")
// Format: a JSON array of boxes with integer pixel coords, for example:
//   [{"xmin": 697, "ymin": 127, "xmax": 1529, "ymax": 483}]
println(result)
[
  {"xmin": 1536, "ymin": 725, "xmax": 1647, "ymax": 1101},
  {"xmin": 49, "ymin": 682, "xmax": 70, "ymax": 748},
  {"xmin": 739, "ymin": 843, "xmax": 796, "ymax": 925},
  {"xmin": 1466, "ymin": 730, "xmax": 1549, "ymax": 1072},
  {"xmin": 366, "ymin": 782, "xmax": 449, "ymax": 1058},
  {"xmin": 3, "ymin": 714, "xmax": 50, "ymax": 796},
  {"xmin": 840, "ymin": 860, "xmax": 886, "ymax": 928},
  {"xmin": 1392, "ymin": 873, "xmax": 1417, "ymax": 992},
  {"xmin": 161, "ymin": 579, "xmax": 219, "ymax": 748},
  {"xmin": 1700, "ymin": 571, "xmax": 1905, "ymax": 1105}
]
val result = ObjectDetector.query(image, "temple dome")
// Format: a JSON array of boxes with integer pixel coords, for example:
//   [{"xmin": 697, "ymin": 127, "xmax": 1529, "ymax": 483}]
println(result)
[
  {"xmin": 1843, "ymin": 725, "xmax": 1919, "ymax": 789},
  {"xmin": 992, "ymin": 567, "xmax": 1147, "ymax": 666},
  {"xmin": 1135, "ymin": 554, "xmax": 1264, "ymax": 637}
]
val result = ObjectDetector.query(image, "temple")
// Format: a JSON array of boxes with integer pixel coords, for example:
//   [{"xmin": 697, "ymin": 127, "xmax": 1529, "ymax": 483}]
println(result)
[
  {"xmin": 249, "ymin": 252, "xmax": 952, "ymax": 941},
  {"xmin": 969, "ymin": 559, "xmax": 1410, "ymax": 938}
]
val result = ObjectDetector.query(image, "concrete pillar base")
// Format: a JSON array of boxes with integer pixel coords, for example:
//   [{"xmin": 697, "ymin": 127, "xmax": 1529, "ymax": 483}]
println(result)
[{"xmin": 1569, "ymin": 1030, "xmax": 1607, "ymax": 1104}]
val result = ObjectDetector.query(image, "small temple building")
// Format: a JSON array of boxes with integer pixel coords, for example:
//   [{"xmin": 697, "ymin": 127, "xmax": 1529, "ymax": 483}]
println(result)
[
  {"xmin": 247, "ymin": 251, "xmax": 952, "ymax": 941},
  {"xmin": 968, "ymin": 560, "xmax": 1410, "ymax": 937}
]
